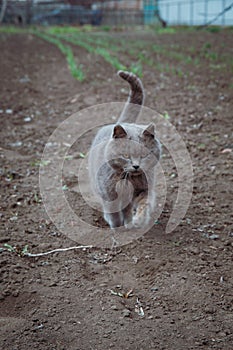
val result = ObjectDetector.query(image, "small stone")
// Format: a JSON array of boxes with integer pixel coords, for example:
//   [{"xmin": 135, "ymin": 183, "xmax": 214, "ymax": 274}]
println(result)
[
  {"xmin": 223, "ymin": 240, "xmax": 231, "ymax": 246},
  {"xmin": 19, "ymin": 76, "xmax": 30, "ymax": 83},
  {"xmin": 122, "ymin": 309, "xmax": 131, "ymax": 317},
  {"xmin": 204, "ymin": 306, "xmax": 215, "ymax": 314},
  {"xmin": 0, "ymin": 236, "xmax": 10, "ymax": 243},
  {"xmin": 189, "ymin": 247, "xmax": 200, "ymax": 255},
  {"xmin": 12, "ymin": 290, "xmax": 19, "ymax": 297},
  {"xmin": 218, "ymin": 332, "xmax": 226, "ymax": 337},
  {"xmin": 54, "ymin": 325, "xmax": 61, "ymax": 331},
  {"xmin": 10, "ymin": 141, "xmax": 22, "ymax": 147},
  {"xmin": 24, "ymin": 116, "xmax": 31, "ymax": 122},
  {"xmin": 209, "ymin": 234, "xmax": 219, "ymax": 240},
  {"xmin": 99, "ymin": 283, "xmax": 107, "ymax": 287},
  {"xmin": 2, "ymin": 289, "xmax": 11, "ymax": 297},
  {"xmin": 111, "ymin": 305, "xmax": 118, "ymax": 311},
  {"xmin": 151, "ymin": 286, "xmax": 159, "ymax": 292},
  {"xmin": 49, "ymin": 282, "xmax": 57, "ymax": 287}
]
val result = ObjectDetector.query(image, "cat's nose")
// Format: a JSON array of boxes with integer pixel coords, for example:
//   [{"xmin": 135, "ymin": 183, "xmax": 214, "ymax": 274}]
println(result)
[{"xmin": 133, "ymin": 165, "xmax": 139, "ymax": 170}]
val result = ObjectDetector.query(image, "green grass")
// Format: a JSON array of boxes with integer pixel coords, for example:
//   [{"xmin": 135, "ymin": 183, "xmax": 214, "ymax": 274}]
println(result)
[
  {"xmin": 157, "ymin": 27, "xmax": 176, "ymax": 34},
  {"xmin": 47, "ymin": 25, "xmax": 92, "ymax": 34},
  {"xmin": 51, "ymin": 33, "xmax": 123, "ymax": 67},
  {"xmin": 70, "ymin": 32, "xmax": 120, "ymax": 51},
  {"xmin": 0, "ymin": 26, "xmax": 85, "ymax": 81},
  {"xmin": 205, "ymin": 26, "xmax": 221, "ymax": 33},
  {"xmin": 47, "ymin": 31, "xmax": 143, "ymax": 76},
  {"xmin": 1, "ymin": 25, "xmax": 232, "ymax": 80},
  {"xmin": 0, "ymin": 25, "xmax": 26, "ymax": 34},
  {"xmin": 32, "ymin": 30, "xmax": 85, "ymax": 81}
]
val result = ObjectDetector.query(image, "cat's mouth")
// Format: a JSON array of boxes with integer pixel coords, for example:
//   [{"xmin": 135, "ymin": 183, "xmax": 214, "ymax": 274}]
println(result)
[
  {"xmin": 121, "ymin": 169, "xmax": 142, "ymax": 179},
  {"xmin": 130, "ymin": 170, "xmax": 142, "ymax": 176}
]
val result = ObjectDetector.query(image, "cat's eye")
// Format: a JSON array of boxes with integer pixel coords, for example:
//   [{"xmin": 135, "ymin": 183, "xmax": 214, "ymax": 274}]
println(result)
[{"xmin": 123, "ymin": 154, "xmax": 130, "ymax": 159}]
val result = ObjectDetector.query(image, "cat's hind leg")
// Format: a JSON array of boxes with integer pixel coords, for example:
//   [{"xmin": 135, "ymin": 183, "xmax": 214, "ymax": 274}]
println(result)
[{"xmin": 132, "ymin": 192, "xmax": 153, "ymax": 228}]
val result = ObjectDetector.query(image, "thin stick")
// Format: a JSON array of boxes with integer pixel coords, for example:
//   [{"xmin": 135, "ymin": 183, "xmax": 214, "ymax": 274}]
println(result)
[{"xmin": 25, "ymin": 245, "xmax": 93, "ymax": 257}]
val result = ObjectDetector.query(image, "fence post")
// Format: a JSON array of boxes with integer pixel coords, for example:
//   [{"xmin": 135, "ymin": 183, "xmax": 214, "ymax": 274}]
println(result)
[
  {"xmin": 190, "ymin": 0, "xmax": 194, "ymax": 26},
  {"xmin": 177, "ymin": 2, "xmax": 181, "ymax": 25},
  {"xmin": 25, "ymin": 0, "xmax": 33, "ymax": 24},
  {"xmin": 222, "ymin": 0, "xmax": 226, "ymax": 25},
  {"xmin": 166, "ymin": 3, "xmax": 170, "ymax": 24},
  {"xmin": 204, "ymin": 0, "xmax": 209, "ymax": 25}
]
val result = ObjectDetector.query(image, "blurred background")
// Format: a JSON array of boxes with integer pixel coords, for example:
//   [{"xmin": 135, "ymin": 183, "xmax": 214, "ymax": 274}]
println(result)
[{"xmin": 0, "ymin": 0, "xmax": 233, "ymax": 27}]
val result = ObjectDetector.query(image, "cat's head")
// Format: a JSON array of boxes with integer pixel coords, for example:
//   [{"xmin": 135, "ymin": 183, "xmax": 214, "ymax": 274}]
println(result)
[{"xmin": 105, "ymin": 123, "xmax": 161, "ymax": 174}]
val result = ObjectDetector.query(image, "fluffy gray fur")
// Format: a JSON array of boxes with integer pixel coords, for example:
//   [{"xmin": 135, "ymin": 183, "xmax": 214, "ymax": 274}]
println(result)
[{"xmin": 88, "ymin": 71, "xmax": 161, "ymax": 229}]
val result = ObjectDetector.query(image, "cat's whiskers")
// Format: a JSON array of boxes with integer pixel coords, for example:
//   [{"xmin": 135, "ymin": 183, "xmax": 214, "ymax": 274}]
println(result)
[{"xmin": 121, "ymin": 170, "xmax": 129, "ymax": 180}]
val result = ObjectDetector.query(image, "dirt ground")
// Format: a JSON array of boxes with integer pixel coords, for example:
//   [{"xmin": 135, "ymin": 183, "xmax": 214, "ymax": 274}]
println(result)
[{"xmin": 0, "ymin": 29, "xmax": 232, "ymax": 350}]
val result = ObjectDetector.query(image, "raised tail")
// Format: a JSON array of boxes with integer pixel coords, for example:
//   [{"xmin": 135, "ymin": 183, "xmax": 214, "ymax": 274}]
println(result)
[{"xmin": 117, "ymin": 70, "xmax": 144, "ymax": 123}]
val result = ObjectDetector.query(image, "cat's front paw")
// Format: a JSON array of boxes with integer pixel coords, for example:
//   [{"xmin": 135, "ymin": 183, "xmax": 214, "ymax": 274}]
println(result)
[
  {"xmin": 132, "ymin": 204, "xmax": 151, "ymax": 228},
  {"xmin": 124, "ymin": 222, "xmax": 134, "ymax": 230},
  {"xmin": 124, "ymin": 215, "xmax": 149, "ymax": 229},
  {"xmin": 132, "ymin": 215, "xmax": 147, "ymax": 228}
]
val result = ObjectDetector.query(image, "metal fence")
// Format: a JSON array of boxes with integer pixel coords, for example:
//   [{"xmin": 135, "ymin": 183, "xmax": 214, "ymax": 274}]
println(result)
[
  {"xmin": 0, "ymin": 0, "xmax": 233, "ymax": 26},
  {"xmin": 159, "ymin": 0, "xmax": 233, "ymax": 26}
]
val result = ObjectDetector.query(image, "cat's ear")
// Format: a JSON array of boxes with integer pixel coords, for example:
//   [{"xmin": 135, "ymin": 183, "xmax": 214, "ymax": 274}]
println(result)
[
  {"xmin": 142, "ymin": 123, "xmax": 160, "ymax": 151},
  {"xmin": 113, "ymin": 124, "xmax": 127, "ymax": 139},
  {"xmin": 143, "ymin": 123, "xmax": 155, "ymax": 139}
]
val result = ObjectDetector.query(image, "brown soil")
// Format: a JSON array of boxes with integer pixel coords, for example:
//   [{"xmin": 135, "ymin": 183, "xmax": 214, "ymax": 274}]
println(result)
[{"xmin": 0, "ymin": 30, "xmax": 232, "ymax": 350}]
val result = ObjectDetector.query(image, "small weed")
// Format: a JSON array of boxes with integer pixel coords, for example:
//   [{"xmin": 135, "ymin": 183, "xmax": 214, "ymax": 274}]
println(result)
[
  {"xmin": 206, "ymin": 26, "xmax": 221, "ymax": 33},
  {"xmin": 31, "ymin": 159, "xmax": 50, "ymax": 167},
  {"xmin": 152, "ymin": 44, "xmax": 164, "ymax": 54},
  {"xmin": 32, "ymin": 30, "xmax": 85, "ymax": 82},
  {"xmin": 22, "ymin": 245, "xmax": 29, "ymax": 255},
  {"xmin": 47, "ymin": 26, "xmax": 81, "ymax": 35},
  {"xmin": 201, "ymin": 43, "xmax": 219, "ymax": 61},
  {"xmin": 138, "ymin": 52, "xmax": 153, "ymax": 66},
  {"xmin": 79, "ymin": 152, "xmax": 86, "ymax": 158},
  {"xmin": 154, "ymin": 220, "xmax": 161, "ymax": 225},
  {"xmin": 64, "ymin": 155, "xmax": 74, "ymax": 160},
  {"xmin": 101, "ymin": 25, "xmax": 111, "ymax": 32},
  {"xmin": 130, "ymin": 61, "xmax": 143, "ymax": 77},
  {"xmin": 205, "ymin": 51, "xmax": 218, "ymax": 61},
  {"xmin": 51, "ymin": 33, "xmax": 126, "ymax": 71},
  {"xmin": 82, "ymin": 25, "xmax": 93, "ymax": 32},
  {"xmin": 0, "ymin": 26, "xmax": 26, "ymax": 34},
  {"xmin": 95, "ymin": 47, "xmax": 126, "ymax": 70},
  {"xmin": 198, "ymin": 143, "xmax": 206, "ymax": 150},
  {"xmin": 34, "ymin": 192, "xmax": 42, "ymax": 203},
  {"xmin": 187, "ymin": 85, "xmax": 198, "ymax": 91},
  {"xmin": 210, "ymin": 63, "xmax": 226, "ymax": 70},
  {"xmin": 163, "ymin": 111, "xmax": 170, "ymax": 120},
  {"xmin": 157, "ymin": 28, "xmax": 176, "ymax": 34},
  {"xmin": 152, "ymin": 44, "xmax": 193, "ymax": 67},
  {"xmin": 203, "ymin": 42, "xmax": 211, "ymax": 50},
  {"xmin": 4, "ymin": 243, "xmax": 16, "ymax": 253},
  {"xmin": 3, "ymin": 243, "xmax": 29, "ymax": 256}
]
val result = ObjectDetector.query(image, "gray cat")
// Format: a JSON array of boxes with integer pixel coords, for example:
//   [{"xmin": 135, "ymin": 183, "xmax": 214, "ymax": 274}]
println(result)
[{"xmin": 88, "ymin": 71, "xmax": 161, "ymax": 229}]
